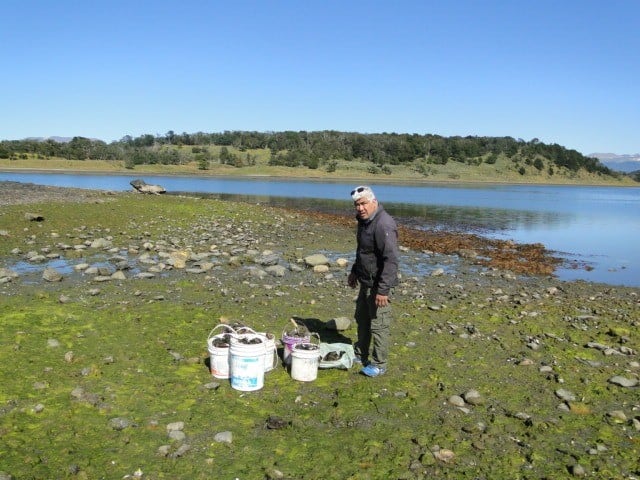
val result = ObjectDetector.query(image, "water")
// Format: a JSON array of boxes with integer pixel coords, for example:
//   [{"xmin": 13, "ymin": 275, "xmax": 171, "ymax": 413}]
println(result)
[{"xmin": 1, "ymin": 171, "xmax": 639, "ymax": 287}]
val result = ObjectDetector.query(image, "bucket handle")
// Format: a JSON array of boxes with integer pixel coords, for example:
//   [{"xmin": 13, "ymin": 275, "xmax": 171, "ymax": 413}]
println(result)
[
  {"xmin": 235, "ymin": 326, "xmax": 258, "ymax": 335},
  {"xmin": 207, "ymin": 324, "xmax": 236, "ymax": 341}
]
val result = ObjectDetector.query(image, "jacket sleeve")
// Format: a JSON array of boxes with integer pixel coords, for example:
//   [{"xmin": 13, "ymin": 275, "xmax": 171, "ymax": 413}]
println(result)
[{"xmin": 374, "ymin": 218, "xmax": 399, "ymax": 295}]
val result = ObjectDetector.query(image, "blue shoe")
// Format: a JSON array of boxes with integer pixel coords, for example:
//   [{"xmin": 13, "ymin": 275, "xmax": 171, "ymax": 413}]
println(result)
[{"xmin": 360, "ymin": 364, "xmax": 386, "ymax": 377}]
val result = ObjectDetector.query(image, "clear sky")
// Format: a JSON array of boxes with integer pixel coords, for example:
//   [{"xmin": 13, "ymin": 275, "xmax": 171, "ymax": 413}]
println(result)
[{"xmin": 2, "ymin": 0, "xmax": 638, "ymax": 155}]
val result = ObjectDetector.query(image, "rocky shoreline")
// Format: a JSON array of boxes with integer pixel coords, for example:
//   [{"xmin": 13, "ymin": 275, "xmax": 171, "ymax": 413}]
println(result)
[{"xmin": 1, "ymin": 180, "xmax": 638, "ymax": 478}]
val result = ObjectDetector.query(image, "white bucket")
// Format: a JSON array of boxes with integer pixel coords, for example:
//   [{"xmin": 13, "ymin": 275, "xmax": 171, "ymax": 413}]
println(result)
[
  {"xmin": 207, "ymin": 325, "xmax": 236, "ymax": 379},
  {"xmin": 290, "ymin": 342, "xmax": 321, "ymax": 382},
  {"xmin": 229, "ymin": 334, "xmax": 266, "ymax": 391},
  {"xmin": 237, "ymin": 327, "xmax": 277, "ymax": 373},
  {"xmin": 261, "ymin": 332, "xmax": 278, "ymax": 372}
]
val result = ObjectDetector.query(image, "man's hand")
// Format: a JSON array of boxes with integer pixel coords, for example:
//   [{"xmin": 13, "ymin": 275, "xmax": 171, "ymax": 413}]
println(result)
[
  {"xmin": 348, "ymin": 272, "xmax": 358, "ymax": 288},
  {"xmin": 375, "ymin": 294, "xmax": 389, "ymax": 307}
]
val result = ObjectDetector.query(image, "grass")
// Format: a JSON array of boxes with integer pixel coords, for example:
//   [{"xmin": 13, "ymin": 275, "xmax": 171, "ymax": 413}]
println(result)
[
  {"xmin": 0, "ymin": 194, "xmax": 639, "ymax": 479},
  {"xmin": 0, "ymin": 150, "xmax": 636, "ymax": 186}
]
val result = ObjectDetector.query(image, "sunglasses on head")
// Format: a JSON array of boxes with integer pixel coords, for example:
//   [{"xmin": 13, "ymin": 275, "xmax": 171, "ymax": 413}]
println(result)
[{"xmin": 351, "ymin": 187, "xmax": 366, "ymax": 196}]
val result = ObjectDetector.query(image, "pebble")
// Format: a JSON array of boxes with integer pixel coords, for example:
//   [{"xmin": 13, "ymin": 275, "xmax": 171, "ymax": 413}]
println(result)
[
  {"xmin": 555, "ymin": 388, "xmax": 576, "ymax": 402},
  {"xmin": 607, "ymin": 375, "xmax": 639, "ymax": 388},
  {"xmin": 463, "ymin": 389, "xmax": 483, "ymax": 406},
  {"xmin": 214, "ymin": 431, "xmax": 233, "ymax": 443}
]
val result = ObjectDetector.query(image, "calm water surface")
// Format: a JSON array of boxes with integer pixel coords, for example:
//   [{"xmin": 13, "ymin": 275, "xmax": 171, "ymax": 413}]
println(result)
[{"xmin": 1, "ymin": 171, "xmax": 639, "ymax": 287}]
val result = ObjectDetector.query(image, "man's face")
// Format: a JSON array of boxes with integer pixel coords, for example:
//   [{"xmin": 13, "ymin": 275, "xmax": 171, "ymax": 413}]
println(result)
[{"xmin": 354, "ymin": 197, "xmax": 378, "ymax": 220}]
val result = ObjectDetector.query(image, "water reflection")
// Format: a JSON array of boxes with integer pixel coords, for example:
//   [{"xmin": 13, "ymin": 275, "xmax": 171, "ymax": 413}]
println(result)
[{"xmin": 177, "ymin": 191, "xmax": 569, "ymax": 234}]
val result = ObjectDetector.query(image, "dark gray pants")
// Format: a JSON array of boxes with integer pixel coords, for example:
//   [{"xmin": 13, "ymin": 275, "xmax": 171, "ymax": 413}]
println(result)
[{"xmin": 354, "ymin": 286, "xmax": 392, "ymax": 368}]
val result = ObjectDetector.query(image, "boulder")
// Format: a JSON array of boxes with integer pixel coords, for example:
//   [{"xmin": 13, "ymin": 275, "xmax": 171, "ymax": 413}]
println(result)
[{"xmin": 130, "ymin": 179, "xmax": 166, "ymax": 195}]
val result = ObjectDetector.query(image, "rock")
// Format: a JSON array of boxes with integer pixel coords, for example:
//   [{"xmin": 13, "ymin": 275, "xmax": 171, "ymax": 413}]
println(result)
[
  {"xmin": 47, "ymin": 339, "xmax": 61, "ymax": 348},
  {"xmin": 42, "ymin": 267, "xmax": 63, "ymax": 282},
  {"xmin": 304, "ymin": 254, "xmax": 329, "ymax": 267},
  {"xmin": 555, "ymin": 388, "xmax": 576, "ymax": 402},
  {"xmin": 326, "ymin": 317, "xmax": 351, "ymax": 331},
  {"xmin": 432, "ymin": 447, "xmax": 455, "ymax": 463},
  {"xmin": 25, "ymin": 212, "xmax": 44, "ymax": 221},
  {"xmin": 168, "ymin": 430, "xmax": 186, "ymax": 442},
  {"xmin": 608, "ymin": 375, "xmax": 639, "ymax": 388},
  {"xmin": 214, "ymin": 431, "xmax": 233, "ymax": 443},
  {"xmin": 463, "ymin": 389, "xmax": 484, "ymax": 406},
  {"xmin": 313, "ymin": 265, "xmax": 330, "ymax": 273},
  {"xmin": 335, "ymin": 258, "xmax": 349, "ymax": 267},
  {"xmin": 130, "ymin": 179, "xmax": 166, "ymax": 194},
  {"xmin": 108, "ymin": 417, "xmax": 133, "ymax": 431},
  {"xmin": 167, "ymin": 421, "xmax": 184, "ymax": 432},
  {"xmin": 111, "ymin": 270, "xmax": 127, "ymax": 280},
  {"xmin": 0, "ymin": 268, "xmax": 19, "ymax": 281},
  {"xmin": 448, "ymin": 395, "xmax": 466, "ymax": 407},
  {"xmin": 90, "ymin": 238, "xmax": 112, "ymax": 249},
  {"xmin": 265, "ymin": 265, "xmax": 287, "ymax": 277},
  {"xmin": 168, "ymin": 251, "xmax": 189, "ymax": 269},
  {"xmin": 255, "ymin": 252, "xmax": 280, "ymax": 266},
  {"xmin": 431, "ymin": 268, "xmax": 445, "ymax": 277}
]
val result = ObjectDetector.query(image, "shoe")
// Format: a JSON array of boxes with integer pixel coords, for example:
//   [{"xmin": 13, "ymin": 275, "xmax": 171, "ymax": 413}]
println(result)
[
  {"xmin": 360, "ymin": 364, "xmax": 386, "ymax": 377},
  {"xmin": 353, "ymin": 355, "xmax": 368, "ymax": 367}
]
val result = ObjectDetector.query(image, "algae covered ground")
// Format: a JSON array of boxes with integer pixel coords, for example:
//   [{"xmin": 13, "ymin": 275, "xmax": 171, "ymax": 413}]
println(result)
[{"xmin": 0, "ymin": 189, "xmax": 638, "ymax": 479}]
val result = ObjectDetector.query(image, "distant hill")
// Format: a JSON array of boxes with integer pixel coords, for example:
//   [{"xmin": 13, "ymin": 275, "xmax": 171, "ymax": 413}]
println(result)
[
  {"xmin": 25, "ymin": 136, "xmax": 75, "ymax": 143},
  {"xmin": 590, "ymin": 152, "xmax": 640, "ymax": 173}
]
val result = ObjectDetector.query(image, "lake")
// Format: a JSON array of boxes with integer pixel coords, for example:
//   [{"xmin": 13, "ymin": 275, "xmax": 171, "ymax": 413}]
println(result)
[{"xmin": 1, "ymin": 171, "xmax": 639, "ymax": 287}]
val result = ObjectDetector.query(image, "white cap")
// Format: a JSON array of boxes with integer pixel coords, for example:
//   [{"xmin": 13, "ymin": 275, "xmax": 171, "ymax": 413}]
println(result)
[{"xmin": 351, "ymin": 186, "xmax": 375, "ymax": 202}]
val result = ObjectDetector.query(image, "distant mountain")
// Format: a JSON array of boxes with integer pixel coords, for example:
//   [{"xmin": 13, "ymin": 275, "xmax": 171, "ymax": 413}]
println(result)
[
  {"xmin": 25, "ymin": 136, "xmax": 74, "ymax": 143},
  {"xmin": 589, "ymin": 152, "xmax": 640, "ymax": 173}
]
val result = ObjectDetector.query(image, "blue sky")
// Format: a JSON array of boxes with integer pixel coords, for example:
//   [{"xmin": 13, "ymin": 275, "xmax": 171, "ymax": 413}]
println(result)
[{"xmin": 2, "ymin": 0, "xmax": 638, "ymax": 155}]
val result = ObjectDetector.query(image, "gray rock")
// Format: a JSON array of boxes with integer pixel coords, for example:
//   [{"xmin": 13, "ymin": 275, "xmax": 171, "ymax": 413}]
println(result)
[
  {"xmin": 255, "ymin": 252, "xmax": 280, "ymax": 266},
  {"xmin": 555, "ymin": 388, "xmax": 576, "ymax": 401},
  {"xmin": 463, "ymin": 389, "xmax": 484, "ymax": 406},
  {"xmin": 108, "ymin": 417, "xmax": 133, "ymax": 431},
  {"xmin": 214, "ymin": 431, "xmax": 233, "ymax": 443},
  {"xmin": 42, "ymin": 267, "xmax": 63, "ymax": 282},
  {"xmin": 266, "ymin": 265, "xmax": 287, "ymax": 277},
  {"xmin": 90, "ymin": 238, "xmax": 112, "ymax": 249},
  {"xmin": 608, "ymin": 375, "xmax": 639, "ymax": 388},
  {"xmin": 167, "ymin": 421, "xmax": 184, "ymax": 432},
  {"xmin": 304, "ymin": 254, "xmax": 329, "ymax": 267},
  {"xmin": 168, "ymin": 430, "xmax": 186, "ymax": 442}
]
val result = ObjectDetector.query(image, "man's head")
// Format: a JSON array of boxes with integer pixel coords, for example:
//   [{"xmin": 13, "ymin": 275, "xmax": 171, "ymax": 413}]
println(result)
[{"xmin": 351, "ymin": 185, "xmax": 378, "ymax": 220}]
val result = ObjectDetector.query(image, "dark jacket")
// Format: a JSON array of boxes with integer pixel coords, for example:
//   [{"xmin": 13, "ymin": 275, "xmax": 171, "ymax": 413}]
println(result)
[{"xmin": 351, "ymin": 205, "xmax": 399, "ymax": 295}]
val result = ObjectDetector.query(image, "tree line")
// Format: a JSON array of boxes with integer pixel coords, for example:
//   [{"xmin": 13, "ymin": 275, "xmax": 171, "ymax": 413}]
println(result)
[{"xmin": 0, "ymin": 130, "xmax": 620, "ymax": 178}]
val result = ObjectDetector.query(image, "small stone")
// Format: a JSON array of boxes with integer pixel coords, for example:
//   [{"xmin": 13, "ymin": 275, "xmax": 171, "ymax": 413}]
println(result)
[
  {"xmin": 42, "ymin": 267, "xmax": 63, "ymax": 282},
  {"xmin": 555, "ymin": 388, "xmax": 576, "ymax": 402},
  {"xmin": 304, "ymin": 254, "xmax": 329, "ymax": 267},
  {"xmin": 157, "ymin": 445, "xmax": 171, "ymax": 457},
  {"xmin": 448, "ymin": 395, "xmax": 466, "ymax": 407},
  {"xmin": 167, "ymin": 421, "xmax": 184, "ymax": 432},
  {"xmin": 570, "ymin": 464, "xmax": 586, "ymax": 476},
  {"xmin": 168, "ymin": 430, "xmax": 186, "ymax": 442},
  {"xmin": 463, "ymin": 389, "xmax": 483, "ymax": 406},
  {"xmin": 606, "ymin": 410, "xmax": 627, "ymax": 423},
  {"xmin": 214, "ymin": 431, "xmax": 233, "ymax": 443},
  {"xmin": 108, "ymin": 417, "xmax": 133, "ymax": 431},
  {"xmin": 608, "ymin": 375, "xmax": 639, "ymax": 388}
]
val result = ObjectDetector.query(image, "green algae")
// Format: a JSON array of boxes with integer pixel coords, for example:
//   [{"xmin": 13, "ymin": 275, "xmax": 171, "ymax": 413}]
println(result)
[{"xmin": 1, "ymin": 194, "xmax": 639, "ymax": 479}]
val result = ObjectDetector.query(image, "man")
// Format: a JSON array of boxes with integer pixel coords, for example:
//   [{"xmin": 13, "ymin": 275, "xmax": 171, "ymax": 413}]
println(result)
[{"xmin": 347, "ymin": 185, "xmax": 399, "ymax": 377}]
